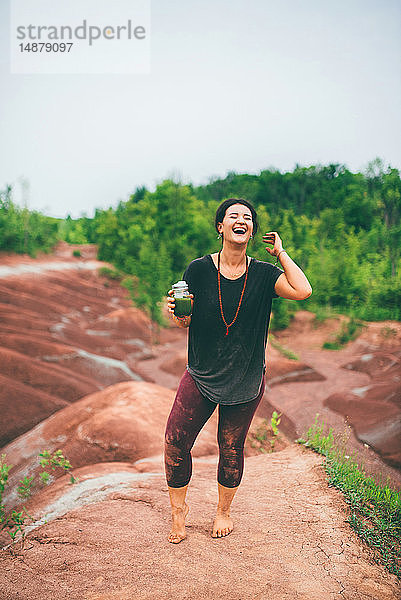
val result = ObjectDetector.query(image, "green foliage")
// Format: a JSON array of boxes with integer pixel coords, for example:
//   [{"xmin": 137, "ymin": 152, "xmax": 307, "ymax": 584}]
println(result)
[
  {"xmin": 0, "ymin": 454, "xmax": 12, "ymax": 523},
  {"xmin": 47, "ymin": 159, "xmax": 401, "ymax": 325},
  {"xmin": 323, "ymin": 317, "xmax": 366, "ymax": 350},
  {"xmin": 88, "ymin": 180, "xmax": 219, "ymax": 324},
  {"xmin": 0, "ymin": 450, "xmax": 78, "ymax": 552},
  {"xmin": 98, "ymin": 266, "xmax": 123, "ymax": 281},
  {"xmin": 250, "ymin": 410, "xmax": 283, "ymax": 453},
  {"xmin": 16, "ymin": 476, "xmax": 35, "ymax": 499},
  {"xmin": 72, "ymin": 249, "xmax": 81, "ymax": 257},
  {"xmin": 0, "ymin": 454, "xmax": 11, "ymax": 494},
  {"xmin": 360, "ymin": 268, "xmax": 401, "ymax": 321},
  {"xmin": 298, "ymin": 415, "xmax": 401, "ymax": 578},
  {"xmin": 58, "ymin": 213, "xmax": 98, "ymax": 244},
  {"xmin": 270, "ymin": 411, "xmax": 282, "ymax": 436},
  {"xmin": 268, "ymin": 334, "xmax": 299, "ymax": 360},
  {"xmin": 39, "ymin": 449, "xmax": 72, "ymax": 473},
  {"xmin": 270, "ymin": 297, "xmax": 292, "ymax": 330},
  {"xmin": 130, "ymin": 238, "xmax": 173, "ymax": 326},
  {"xmin": 0, "ymin": 184, "xmax": 60, "ymax": 255},
  {"xmin": 269, "ymin": 411, "xmax": 282, "ymax": 451},
  {"xmin": 39, "ymin": 471, "xmax": 50, "ymax": 485}
]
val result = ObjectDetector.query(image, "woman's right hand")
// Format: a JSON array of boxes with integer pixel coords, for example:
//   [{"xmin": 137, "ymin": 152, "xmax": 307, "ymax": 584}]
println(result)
[
  {"xmin": 167, "ymin": 290, "xmax": 194, "ymax": 317},
  {"xmin": 167, "ymin": 289, "xmax": 176, "ymax": 317}
]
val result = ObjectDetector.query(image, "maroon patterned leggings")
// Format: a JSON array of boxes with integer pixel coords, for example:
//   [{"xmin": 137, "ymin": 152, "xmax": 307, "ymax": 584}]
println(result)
[{"xmin": 164, "ymin": 369, "xmax": 265, "ymax": 489}]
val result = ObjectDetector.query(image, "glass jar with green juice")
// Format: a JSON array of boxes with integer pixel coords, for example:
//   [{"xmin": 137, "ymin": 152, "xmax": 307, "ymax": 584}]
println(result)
[{"xmin": 172, "ymin": 280, "xmax": 192, "ymax": 317}]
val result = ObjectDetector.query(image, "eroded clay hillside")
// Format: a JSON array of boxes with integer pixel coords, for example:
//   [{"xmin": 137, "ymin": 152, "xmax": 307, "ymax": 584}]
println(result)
[
  {"xmin": 0, "ymin": 242, "xmax": 400, "ymax": 494},
  {"xmin": 1, "ymin": 243, "xmax": 401, "ymax": 599},
  {"xmin": 0, "ymin": 244, "xmax": 153, "ymax": 446},
  {"xmin": 0, "ymin": 243, "xmax": 401, "ymax": 484}
]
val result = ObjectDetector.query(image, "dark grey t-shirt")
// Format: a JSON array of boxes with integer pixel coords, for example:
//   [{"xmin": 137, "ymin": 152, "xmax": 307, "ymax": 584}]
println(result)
[{"xmin": 182, "ymin": 254, "xmax": 284, "ymax": 405}]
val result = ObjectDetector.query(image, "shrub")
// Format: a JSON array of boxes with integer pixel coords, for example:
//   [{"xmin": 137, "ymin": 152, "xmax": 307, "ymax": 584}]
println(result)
[{"xmin": 0, "ymin": 450, "xmax": 78, "ymax": 553}]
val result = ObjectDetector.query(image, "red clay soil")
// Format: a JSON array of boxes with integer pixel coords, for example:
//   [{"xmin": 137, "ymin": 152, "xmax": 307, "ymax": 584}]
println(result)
[
  {"xmin": 135, "ymin": 308, "xmax": 401, "ymax": 491},
  {"xmin": 0, "ymin": 245, "xmax": 156, "ymax": 446},
  {"xmin": 0, "ymin": 447, "xmax": 400, "ymax": 600},
  {"xmin": 1, "ymin": 244, "xmax": 400, "ymax": 487},
  {"xmin": 0, "ymin": 346, "xmax": 97, "ymax": 400},
  {"xmin": 0, "ymin": 380, "xmax": 218, "ymax": 511},
  {"xmin": 1, "ymin": 244, "xmax": 401, "ymax": 599},
  {"xmin": 325, "ymin": 350, "xmax": 401, "ymax": 469},
  {"xmin": 271, "ymin": 312, "xmax": 401, "ymax": 489},
  {"xmin": 0, "ymin": 373, "xmax": 68, "ymax": 446}
]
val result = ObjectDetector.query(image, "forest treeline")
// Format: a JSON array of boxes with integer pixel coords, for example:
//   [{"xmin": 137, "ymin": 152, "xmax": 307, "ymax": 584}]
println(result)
[
  {"xmin": 0, "ymin": 184, "xmax": 59, "ymax": 255},
  {"xmin": 1, "ymin": 158, "xmax": 400, "ymax": 327},
  {"xmin": 59, "ymin": 158, "xmax": 401, "ymax": 326}
]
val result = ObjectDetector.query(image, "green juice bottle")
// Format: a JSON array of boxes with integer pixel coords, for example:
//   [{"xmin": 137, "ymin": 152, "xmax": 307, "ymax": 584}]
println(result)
[{"xmin": 172, "ymin": 280, "xmax": 192, "ymax": 317}]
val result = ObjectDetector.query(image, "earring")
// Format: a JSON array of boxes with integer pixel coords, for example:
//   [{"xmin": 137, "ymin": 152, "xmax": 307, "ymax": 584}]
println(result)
[
  {"xmin": 217, "ymin": 233, "xmax": 222, "ymax": 239},
  {"xmin": 250, "ymin": 235, "xmax": 253, "ymax": 238}
]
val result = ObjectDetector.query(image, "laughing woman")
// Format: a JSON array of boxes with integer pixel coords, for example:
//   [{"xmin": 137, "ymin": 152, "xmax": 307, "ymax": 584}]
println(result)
[{"xmin": 164, "ymin": 197, "xmax": 312, "ymax": 543}]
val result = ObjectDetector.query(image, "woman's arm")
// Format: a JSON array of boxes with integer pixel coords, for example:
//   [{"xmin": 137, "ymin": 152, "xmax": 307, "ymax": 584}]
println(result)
[
  {"xmin": 172, "ymin": 314, "xmax": 192, "ymax": 328},
  {"xmin": 263, "ymin": 232, "xmax": 312, "ymax": 301}
]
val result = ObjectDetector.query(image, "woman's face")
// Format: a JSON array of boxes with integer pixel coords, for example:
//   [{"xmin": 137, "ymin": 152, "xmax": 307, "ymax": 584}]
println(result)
[{"xmin": 218, "ymin": 203, "xmax": 254, "ymax": 244}]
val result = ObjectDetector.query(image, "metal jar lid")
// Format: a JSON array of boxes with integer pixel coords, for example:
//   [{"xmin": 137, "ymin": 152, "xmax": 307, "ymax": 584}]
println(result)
[{"xmin": 172, "ymin": 280, "xmax": 188, "ymax": 292}]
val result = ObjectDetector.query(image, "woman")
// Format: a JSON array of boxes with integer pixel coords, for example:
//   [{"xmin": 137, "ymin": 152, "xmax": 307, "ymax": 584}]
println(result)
[{"xmin": 164, "ymin": 198, "xmax": 312, "ymax": 543}]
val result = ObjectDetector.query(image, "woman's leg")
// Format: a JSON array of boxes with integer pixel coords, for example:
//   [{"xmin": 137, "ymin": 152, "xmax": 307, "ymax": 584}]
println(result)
[
  {"xmin": 164, "ymin": 369, "xmax": 217, "ymax": 542},
  {"xmin": 164, "ymin": 369, "xmax": 217, "ymax": 487},
  {"xmin": 212, "ymin": 375, "xmax": 265, "ymax": 538}
]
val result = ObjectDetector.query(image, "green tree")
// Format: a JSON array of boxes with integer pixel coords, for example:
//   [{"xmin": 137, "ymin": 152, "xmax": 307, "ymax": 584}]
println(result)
[
  {"xmin": 133, "ymin": 238, "xmax": 173, "ymax": 336},
  {"xmin": 366, "ymin": 159, "xmax": 401, "ymax": 277},
  {"xmin": 55, "ymin": 162, "xmax": 401, "ymax": 323}
]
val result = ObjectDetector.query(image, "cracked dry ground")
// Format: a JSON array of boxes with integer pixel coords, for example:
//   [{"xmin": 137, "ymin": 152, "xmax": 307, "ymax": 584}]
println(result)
[{"xmin": 0, "ymin": 444, "xmax": 400, "ymax": 600}]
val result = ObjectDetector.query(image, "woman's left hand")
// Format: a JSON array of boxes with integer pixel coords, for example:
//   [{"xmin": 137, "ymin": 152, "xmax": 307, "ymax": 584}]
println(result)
[{"xmin": 262, "ymin": 231, "xmax": 283, "ymax": 257}]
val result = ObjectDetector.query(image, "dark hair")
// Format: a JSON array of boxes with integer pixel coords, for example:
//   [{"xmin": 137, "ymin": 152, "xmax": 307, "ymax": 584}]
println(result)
[{"xmin": 215, "ymin": 198, "xmax": 258, "ymax": 240}]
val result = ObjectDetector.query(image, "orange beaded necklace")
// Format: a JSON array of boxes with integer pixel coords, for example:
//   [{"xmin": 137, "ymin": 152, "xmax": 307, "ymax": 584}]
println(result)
[{"xmin": 217, "ymin": 249, "xmax": 249, "ymax": 336}]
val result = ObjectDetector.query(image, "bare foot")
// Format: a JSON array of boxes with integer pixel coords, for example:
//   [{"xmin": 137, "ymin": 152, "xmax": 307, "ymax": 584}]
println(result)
[
  {"xmin": 211, "ymin": 511, "xmax": 233, "ymax": 538},
  {"xmin": 168, "ymin": 502, "xmax": 189, "ymax": 544}
]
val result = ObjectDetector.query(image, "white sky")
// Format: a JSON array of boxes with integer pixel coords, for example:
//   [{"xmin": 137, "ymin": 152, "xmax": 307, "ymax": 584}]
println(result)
[{"xmin": 0, "ymin": 0, "xmax": 400, "ymax": 218}]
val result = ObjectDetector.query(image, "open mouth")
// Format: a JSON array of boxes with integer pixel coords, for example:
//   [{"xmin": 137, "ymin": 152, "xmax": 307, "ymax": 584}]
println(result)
[{"xmin": 233, "ymin": 228, "xmax": 246, "ymax": 234}]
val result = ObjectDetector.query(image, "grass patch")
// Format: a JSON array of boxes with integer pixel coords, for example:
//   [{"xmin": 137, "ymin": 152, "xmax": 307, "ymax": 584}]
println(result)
[
  {"xmin": 380, "ymin": 326, "xmax": 397, "ymax": 340},
  {"xmin": 97, "ymin": 266, "xmax": 123, "ymax": 282},
  {"xmin": 269, "ymin": 334, "xmax": 299, "ymax": 360},
  {"xmin": 310, "ymin": 305, "xmax": 341, "ymax": 326},
  {"xmin": 323, "ymin": 317, "xmax": 366, "ymax": 350},
  {"xmin": 297, "ymin": 415, "xmax": 401, "ymax": 579},
  {"xmin": 249, "ymin": 411, "xmax": 283, "ymax": 453},
  {"xmin": 1, "ymin": 450, "xmax": 78, "ymax": 553}
]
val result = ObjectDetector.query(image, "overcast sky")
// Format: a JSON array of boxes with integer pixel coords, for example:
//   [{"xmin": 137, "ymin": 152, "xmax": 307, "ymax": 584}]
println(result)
[{"xmin": 0, "ymin": 0, "xmax": 400, "ymax": 218}]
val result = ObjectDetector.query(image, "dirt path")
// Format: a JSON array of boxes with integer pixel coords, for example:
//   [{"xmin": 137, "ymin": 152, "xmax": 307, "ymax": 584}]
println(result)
[
  {"xmin": 0, "ymin": 259, "xmax": 105, "ymax": 278},
  {"xmin": 0, "ymin": 444, "xmax": 400, "ymax": 600}
]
